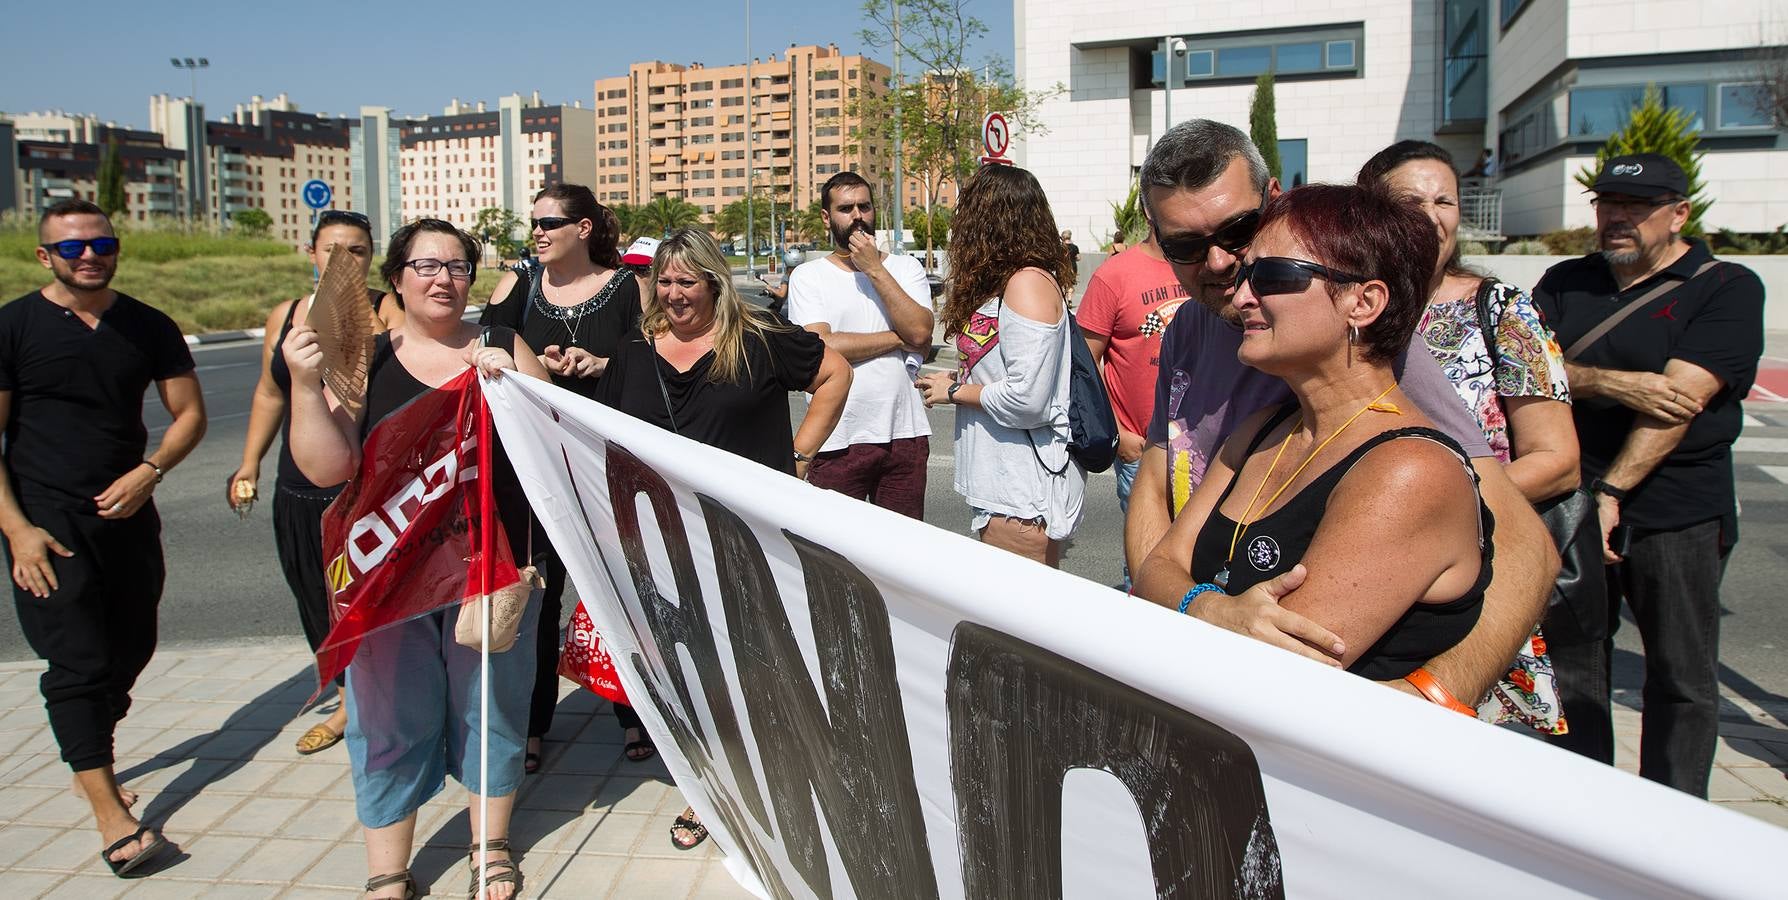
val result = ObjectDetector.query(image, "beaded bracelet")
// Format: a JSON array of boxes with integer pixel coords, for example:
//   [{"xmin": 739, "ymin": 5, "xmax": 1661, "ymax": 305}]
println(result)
[{"xmin": 1178, "ymin": 582, "xmax": 1223, "ymax": 614}]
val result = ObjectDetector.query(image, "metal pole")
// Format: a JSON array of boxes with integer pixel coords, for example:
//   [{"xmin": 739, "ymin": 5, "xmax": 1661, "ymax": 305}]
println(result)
[
  {"xmin": 744, "ymin": 0, "xmax": 755, "ymax": 275},
  {"xmin": 1161, "ymin": 38, "xmax": 1172, "ymax": 136},
  {"xmin": 888, "ymin": 0, "xmax": 904, "ymax": 255}
]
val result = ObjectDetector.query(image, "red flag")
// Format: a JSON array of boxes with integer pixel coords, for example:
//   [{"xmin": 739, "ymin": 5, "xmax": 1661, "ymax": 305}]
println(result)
[{"xmin": 313, "ymin": 370, "xmax": 521, "ymax": 692}]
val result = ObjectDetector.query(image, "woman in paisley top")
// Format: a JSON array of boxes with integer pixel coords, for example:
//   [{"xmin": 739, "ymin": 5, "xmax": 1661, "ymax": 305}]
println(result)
[
  {"xmin": 480, "ymin": 184, "xmax": 650, "ymax": 774},
  {"xmin": 1360, "ymin": 141, "xmax": 1578, "ymax": 732}
]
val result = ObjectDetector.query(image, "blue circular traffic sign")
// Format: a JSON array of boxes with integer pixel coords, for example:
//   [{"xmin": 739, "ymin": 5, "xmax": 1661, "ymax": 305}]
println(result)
[{"xmin": 302, "ymin": 180, "xmax": 332, "ymax": 210}]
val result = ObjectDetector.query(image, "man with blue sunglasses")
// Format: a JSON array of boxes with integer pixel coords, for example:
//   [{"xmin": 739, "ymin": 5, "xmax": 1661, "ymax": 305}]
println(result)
[{"xmin": 3, "ymin": 199, "xmax": 208, "ymax": 878}]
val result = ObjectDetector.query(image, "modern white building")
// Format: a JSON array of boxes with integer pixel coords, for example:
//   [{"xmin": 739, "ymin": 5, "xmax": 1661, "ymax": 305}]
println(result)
[{"xmin": 1014, "ymin": 0, "xmax": 1786, "ymax": 242}]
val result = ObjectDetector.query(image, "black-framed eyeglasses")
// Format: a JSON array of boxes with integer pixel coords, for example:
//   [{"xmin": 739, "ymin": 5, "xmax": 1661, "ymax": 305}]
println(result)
[
  {"xmin": 403, "ymin": 258, "xmax": 474, "ymax": 279},
  {"xmin": 1155, "ymin": 187, "xmax": 1271, "ymax": 266},
  {"xmin": 1234, "ymin": 257, "xmax": 1365, "ymax": 297},
  {"xmin": 531, "ymin": 216, "xmax": 583, "ymax": 232},
  {"xmin": 317, "ymin": 210, "xmax": 371, "ymax": 229},
  {"xmin": 39, "ymin": 237, "xmax": 120, "ymax": 260}
]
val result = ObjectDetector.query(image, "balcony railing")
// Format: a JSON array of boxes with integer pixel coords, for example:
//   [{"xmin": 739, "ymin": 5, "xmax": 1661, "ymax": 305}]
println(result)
[{"xmin": 1459, "ymin": 186, "xmax": 1502, "ymax": 242}]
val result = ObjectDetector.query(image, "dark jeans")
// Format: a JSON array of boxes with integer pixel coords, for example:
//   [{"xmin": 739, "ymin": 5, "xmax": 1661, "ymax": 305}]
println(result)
[
  {"xmin": 808, "ymin": 436, "xmax": 929, "ymax": 520},
  {"xmin": 12, "ymin": 503, "xmax": 165, "ymax": 771},
  {"xmin": 1544, "ymin": 519, "xmax": 1726, "ymax": 797}
]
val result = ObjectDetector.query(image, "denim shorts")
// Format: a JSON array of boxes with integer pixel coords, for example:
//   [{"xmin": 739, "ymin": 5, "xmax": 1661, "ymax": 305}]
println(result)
[{"xmin": 344, "ymin": 597, "xmax": 541, "ymax": 828}]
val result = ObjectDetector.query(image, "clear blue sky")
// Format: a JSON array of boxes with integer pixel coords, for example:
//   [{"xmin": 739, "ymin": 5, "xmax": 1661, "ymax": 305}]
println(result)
[{"xmin": 0, "ymin": 0, "xmax": 1014, "ymax": 129}]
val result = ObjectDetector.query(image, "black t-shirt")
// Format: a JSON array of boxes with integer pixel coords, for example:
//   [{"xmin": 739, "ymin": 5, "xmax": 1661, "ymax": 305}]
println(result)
[
  {"xmin": 479, "ymin": 264, "xmax": 641, "ymax": 400},
  {"xmin": 1533, "ymin": 239, "xmax": 1764, "ymax": 535},
  {"xmin": 0, "ymin": 291, "xmax": 195, "ymax": 510},
  {"xmin": 595, "ymin": 320, "xmax": 824, "ymax": 475}
]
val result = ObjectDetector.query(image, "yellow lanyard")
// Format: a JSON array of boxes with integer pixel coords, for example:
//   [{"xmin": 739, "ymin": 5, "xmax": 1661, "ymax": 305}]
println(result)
[{"xmin": 1225, "ymin": 383, "xmax": 1401, "ymax": 569}]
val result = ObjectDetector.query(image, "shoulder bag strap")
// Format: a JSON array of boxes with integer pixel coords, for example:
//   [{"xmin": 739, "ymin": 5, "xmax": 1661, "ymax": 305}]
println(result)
[
  {"xmin": 1563, "ymin": 259, "xmax": 1720, "ymax": 362},
  {"xmin": 1472, "ymin": 277, "xmax": 1502, "ymax": 369},
  {"xmin": 648, "ymin": 334, "xmax": 679, "ymax": 434}
]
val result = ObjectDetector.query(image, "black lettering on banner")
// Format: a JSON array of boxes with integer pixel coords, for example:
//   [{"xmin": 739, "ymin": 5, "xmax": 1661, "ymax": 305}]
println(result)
[
  {"xmin": 947, "ymin": 623, "xmax": 1284, "ymax": 899},
  {"xmin": 603, "ymin": 444, "xmax": 769, "ymax": 826},
  {"xmin": 699, "ymin": 497, "xmax": 940, "ymax": 900}
]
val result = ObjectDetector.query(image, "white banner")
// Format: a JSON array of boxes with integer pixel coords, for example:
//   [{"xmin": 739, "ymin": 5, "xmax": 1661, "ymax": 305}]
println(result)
[{"xmin": 485, "ymin": 374, "xmax": 1786, "ymax": 899}]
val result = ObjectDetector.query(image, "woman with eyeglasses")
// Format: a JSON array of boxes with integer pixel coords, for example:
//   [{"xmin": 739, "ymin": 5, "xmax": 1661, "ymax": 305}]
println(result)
[
  {"xmin": 915, "ymin": 164, "xmax": 1084, "ymax": 566},
  {"xmin": 1136, "ymin": 184, "xmax": 1492, "ymax": 681},
  {"xmin": 480, "ymin": 184, "xmax": 648, "ymax": 775},
  {"xmin": 1359, "ymin": 141, "xmax": 1576, "ymax": 731},
  {"xmin": 595, "ymin": 227, "xmax": 851, "ymax": 850},
  {"xmin": 228, "ymin": 209, "xmax": 402, "ymax": 756},
  {"xmin": 284, "ymin": 218, "xmax": 550, "ymax": 900}
]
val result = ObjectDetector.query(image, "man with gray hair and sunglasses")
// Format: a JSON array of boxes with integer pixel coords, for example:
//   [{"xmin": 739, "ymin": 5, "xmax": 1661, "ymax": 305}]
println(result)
[
  {"xmin": 1125, "ymin": 120, "xmax": 1558, "ymax": 714},
  {"xmin": 1, "ymin": 199, "xmax": 207, "ymax": 877}
]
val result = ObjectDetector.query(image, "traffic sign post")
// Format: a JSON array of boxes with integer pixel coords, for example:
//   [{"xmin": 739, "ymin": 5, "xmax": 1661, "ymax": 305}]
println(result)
[
  {"xmin": 979, "ymin": 112, "xmax": 1013, "ymax": 166},
  {"xmin": 302, "ymin": 179, "xmax": 333, "ymax": 211}
]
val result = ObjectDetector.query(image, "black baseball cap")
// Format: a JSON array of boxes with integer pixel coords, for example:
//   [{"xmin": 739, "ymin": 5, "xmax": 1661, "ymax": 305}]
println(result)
[{"xmin": 1588, "ymin": 153, "xmax": 1687, "ymax": 199}]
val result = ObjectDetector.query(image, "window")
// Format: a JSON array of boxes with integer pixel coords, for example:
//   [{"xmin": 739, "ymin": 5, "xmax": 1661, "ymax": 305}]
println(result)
[
  {"xmin": 1568, "ymin": 83, "xmax": 1707, "ymax": 137},
  {"xmin": 1500, "ymin": 0, "xmax": 1531, "ymax": 27},
  {"xmin": 1325, "ymin": 40, "xmax": 1355, "ymax": 69},
  {"xmin": 721, "ymin": 96, "xmax": 744, "ymax": 107},
  {"xmin": 1185, "ymin": 50, "xmax": 1214, "ymax": 78},
  {"xmin": 1277, "ymin": 139, "xmax": 1308, "ymax": 188},
  {"xmin": 720, "ymin": 78, "xmax": 744, "ymax": 89},
  {"xmin": 1718, "ymin": 83, "xmax": 1773, "ymax": 129},
  {"xmin": 1217, "ymin": 46, "xmax": 1270, "ymax": 78},
  {"xmin": 689, "ymin": 81, "xmax": 713, "ymax": 92},
  {"xmin": 1276, "ymin": 43, "xmax": 1322, "ymax": 74},
  {"xmin": 816, "ymin": 69, "xmax": 838, "ymax": 81}
]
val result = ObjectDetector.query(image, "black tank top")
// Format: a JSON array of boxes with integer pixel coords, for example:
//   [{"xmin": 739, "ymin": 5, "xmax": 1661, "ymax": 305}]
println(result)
[
  {"xmin": 361, "ymin": 327, "xmax": 532, "ymax": 561},
  {"xmin": 268, "ymin": 291, "xmax": 383, "ymax": 492},
  {"xmin": 1189, "ymin": 405, "xmax": 1493, "ymax": 680}
]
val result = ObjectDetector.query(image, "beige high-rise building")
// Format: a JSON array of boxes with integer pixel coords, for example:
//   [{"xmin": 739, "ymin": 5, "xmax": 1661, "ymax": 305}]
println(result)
[
  {"xmin": 593, "ymin": 43, "xmax": 892, "ymax": 223},
  {"xmin": 396, "ymin": 92, "xmax": 597, "ymax": 234}
]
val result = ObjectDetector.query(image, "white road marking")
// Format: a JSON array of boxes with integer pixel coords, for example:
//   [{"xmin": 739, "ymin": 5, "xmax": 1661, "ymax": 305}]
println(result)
[
  {"xmin": 1762, "ymin": 466, "xmax": 1788, "ymax": 486},
  {"xmin": 1745, "ymin": 414, "xmax": 1766, "ymax": 428},
  {"xmin": 1735, "ymin": 436, "xmax": 1788, "ymax": 454}
]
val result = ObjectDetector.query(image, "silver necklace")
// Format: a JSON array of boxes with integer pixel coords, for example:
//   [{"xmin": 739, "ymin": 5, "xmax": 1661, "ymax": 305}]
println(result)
[{"xmin": 530, "ymin": 270, "xmax": 625, "ymax": 347}]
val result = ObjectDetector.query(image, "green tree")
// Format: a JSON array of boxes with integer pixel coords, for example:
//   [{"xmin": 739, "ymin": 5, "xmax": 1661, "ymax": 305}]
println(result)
[
  {"xmin": 231, "ymin": 208, "xmax": 273, "ymax": 238},
  {"xmin": 715, "ymin": 195, "xmax": 772, "ymax": 242},
  {"xmin": 793, "ymin": 200, "xmax": 827, "ymax": 244},
  {"xmin": 1110, "ymin": 179, "xmax": 1148, "ymax": 249},
  {"xmin": 609, "ymin": 203, "xmax": 642, "ymax": 241},
  {"xmin": 1573, "ymin": 84, "xmax": 1710, "ymax": 236},
  {"xmin": 1249, "ymin": 73, "xmax": 1281, "ymax": 182},
  {"xmin": 905, "ymin": 206, "xmax": 952, "ymax": 247},
  {"xmin": 637, "ymin": 195, "xmax": 704, "ymax": 237},
  {"xmin": 471, "ymin": 206, "xmax": 525, "ymax": 261},
  {"xmin": 97, "ymin": 139, "xmax": 128, "ymax": 218},
  {"xmin": 855, "ymin": 0, "xmax": 1062, "ymax": 269}
]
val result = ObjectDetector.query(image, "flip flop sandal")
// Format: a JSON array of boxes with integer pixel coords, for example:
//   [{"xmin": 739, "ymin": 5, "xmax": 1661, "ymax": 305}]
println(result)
[
  {"xmin": 295, "ymin": 723, "xmax": 344, "ymax": 755},
  {"xmin": 624, "ymin": 738, "xmax": 657, "ymax": 763},
  {"xmin": 365, "ymin": 869, "xmax": 417, "ymax": 899},
  {"xmin": 669, "ymin": 814, "xmax": 709, "ymax": 851},
  {"xmin": 101, "ymin": 825, "xmax": 167, "ymax": 878},
  {"xmin": 466, "ymin": 838, "xmax": 522, "ymax": 899}
]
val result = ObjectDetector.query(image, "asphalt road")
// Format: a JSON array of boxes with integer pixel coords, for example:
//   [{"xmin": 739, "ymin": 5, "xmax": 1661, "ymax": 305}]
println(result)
[{"xmin": 0, "ymin": 330, "xmax": 1784, "ymax": 733}]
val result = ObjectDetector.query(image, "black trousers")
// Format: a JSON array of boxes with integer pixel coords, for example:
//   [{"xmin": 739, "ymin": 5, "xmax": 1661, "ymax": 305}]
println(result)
[
  {"xmin": 528, "ymin": 550, "xmax": 641, "ymax": 737},
  {"xmin": 12, "ymin": 502, "xmax": 165, "ymax": 771},
  {"xmin": 1545, "ymin": 519, "xmax": 1727, "ymax": 797},
  {"xmin": 273, "ymin": 482, "xmax": 345, "ymax": 687}
]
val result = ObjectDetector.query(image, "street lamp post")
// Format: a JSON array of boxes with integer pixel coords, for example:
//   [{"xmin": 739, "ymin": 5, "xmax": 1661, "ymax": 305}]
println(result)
[
  {"xmin": 744, "ymin": 0, "xmax": 755, "ymax": 276},
  {"xmin": 169, "ymin": 57, "xmax": 210, "ymax": 224}
]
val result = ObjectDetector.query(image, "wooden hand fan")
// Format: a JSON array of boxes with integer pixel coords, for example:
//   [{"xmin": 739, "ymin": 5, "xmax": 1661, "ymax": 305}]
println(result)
[{"xmin": 305, "ymin": 247, "xmax": 376, "ymax": 419}]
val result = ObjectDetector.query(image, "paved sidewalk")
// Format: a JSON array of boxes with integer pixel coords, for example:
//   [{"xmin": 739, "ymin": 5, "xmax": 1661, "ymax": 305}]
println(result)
[
  {"xmin": 1, "ymin": 640, "xmax": 1786, "ymax": 898},
  {"xmin": 0, "ymin": 641, "xmax": 754, "ymax": 898}
]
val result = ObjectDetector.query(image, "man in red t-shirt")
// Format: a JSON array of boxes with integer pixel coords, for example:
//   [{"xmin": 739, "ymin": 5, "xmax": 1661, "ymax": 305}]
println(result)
[{"xmin": 1079, "ymin": 234, "xmax": 1188, "ymax": 583}]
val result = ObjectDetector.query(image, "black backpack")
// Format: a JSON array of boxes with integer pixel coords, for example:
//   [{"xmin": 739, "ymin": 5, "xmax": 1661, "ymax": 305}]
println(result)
[{"xmin": 992, "ymin": 295, "xmax": 1119, "ymax": 475}]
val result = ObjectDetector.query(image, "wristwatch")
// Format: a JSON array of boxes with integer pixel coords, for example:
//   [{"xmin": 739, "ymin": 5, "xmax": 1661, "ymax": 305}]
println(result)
[
  {"xmin": 947, "ymin": 381, "xmax": 963, "ymax": 403},
  {"xmin": 1589, "ymin": 478, "xmax": 1628, "ymax": 501}
]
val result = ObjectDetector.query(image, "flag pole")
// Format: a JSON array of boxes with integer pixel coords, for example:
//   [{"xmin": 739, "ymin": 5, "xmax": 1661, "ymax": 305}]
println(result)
[{"xmin": 476, "ymin": 377, "xmax": 493, "ymax": 899}]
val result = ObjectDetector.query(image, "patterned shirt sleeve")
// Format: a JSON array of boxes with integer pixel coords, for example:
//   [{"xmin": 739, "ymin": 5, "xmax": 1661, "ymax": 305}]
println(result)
[{"xmin": 1491, "ymin": 282, "xmax": 1571, "ymax": 403}]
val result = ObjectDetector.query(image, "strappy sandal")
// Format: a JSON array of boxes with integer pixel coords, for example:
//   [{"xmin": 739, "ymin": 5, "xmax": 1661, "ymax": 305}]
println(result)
[
  {"xmin": 669, "ymin": 810, "xmax": 709, "ymax": 850},
  {"xmin": 296, "ymin": 723, "xmax": 344, "ymax": 755},
  {"xmin": 467, "ymin": 838, "xmax": 523, "ymax": 899},
  {"xmin": 101, "ymin": 824, "xmax": 167, "ymax": 878},
  {"xmin": 365, "ymin": 870, "xmax": 417, "ymax": 899}
]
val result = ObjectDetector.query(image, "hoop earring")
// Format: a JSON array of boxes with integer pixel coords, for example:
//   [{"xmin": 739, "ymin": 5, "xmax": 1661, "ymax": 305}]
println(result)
[{"xmin": 1348, "ymin": 324, "xmax": 1358, "ymax": 347}]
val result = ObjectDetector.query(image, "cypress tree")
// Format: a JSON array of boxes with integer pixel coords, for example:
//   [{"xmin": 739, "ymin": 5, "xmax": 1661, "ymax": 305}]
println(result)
[
  {"xmin": 97, "ymin": 138, "xmax": 128, "ymax": 217},
  {"xmin": 1250, "ymin": 73, "xmax": 1281, "ymax": 181}
]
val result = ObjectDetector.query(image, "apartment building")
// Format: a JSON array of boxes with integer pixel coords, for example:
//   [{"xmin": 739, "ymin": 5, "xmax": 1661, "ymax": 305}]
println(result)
[
  {"xmin": 6, "ymin": 110, "xmax": 183, "ymax": 222},
  {"xmin": 592, "ymin": 43, "xmax": 892, "ymax": 218},
  {"xmin": 1014, "ymin": 0, "xmax": 1785, "ymax": 241},
  {"xmin": 389, "ymin": 92, "xmax": 596, "ymax": 234}
]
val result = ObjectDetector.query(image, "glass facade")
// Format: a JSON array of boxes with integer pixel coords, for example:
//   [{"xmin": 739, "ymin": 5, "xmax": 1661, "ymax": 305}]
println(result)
[
  {"xmin": 1148, "ymin": 26, "xmax": 1362, "ymax": 86},
  {"xmin": 1442, "ymin": 0, "xmax": 1488, "ymax": 126},
  {"xmin": 1719, "ymin": 83, "xmax": 1773, "ymax": 129},
  {"xmin": 1278, "ymin": 139, "xmax": 1308, "ymax": 189}
]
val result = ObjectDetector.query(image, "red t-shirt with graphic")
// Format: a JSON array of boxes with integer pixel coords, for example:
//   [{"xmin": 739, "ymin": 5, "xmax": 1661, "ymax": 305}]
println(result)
[{"xmin": 1076, "ymin": 247, "xmax": 1188, "ymax": 436}]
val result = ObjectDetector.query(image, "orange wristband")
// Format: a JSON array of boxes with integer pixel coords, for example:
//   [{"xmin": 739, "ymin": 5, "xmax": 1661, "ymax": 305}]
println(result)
[{"xmin": 1404, "ymin": 667, "xmax": 1477, "ymax": 717}]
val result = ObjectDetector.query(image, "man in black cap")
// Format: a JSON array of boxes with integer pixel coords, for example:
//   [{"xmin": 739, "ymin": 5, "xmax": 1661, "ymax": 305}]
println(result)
[{"xmin": 1532, "ymin": 153, "xmax": 1763, "ymax": 797}]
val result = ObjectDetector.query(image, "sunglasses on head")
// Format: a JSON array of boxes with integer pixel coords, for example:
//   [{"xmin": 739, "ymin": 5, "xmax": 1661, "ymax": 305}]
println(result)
[
  {"xmin": 531, "ymin": 216, "xmax": 583, "ymax": 232},
  {"xmin": 1234, "ymin": 257, "xmax": 1366, "ymax": 297},
  {"xmin": 317, "ymin": 210, "xmax": 370, "ymax": 229},
  {"xmin": 40, "ymin": 237, "xmax": 119, "ymax": 260}
]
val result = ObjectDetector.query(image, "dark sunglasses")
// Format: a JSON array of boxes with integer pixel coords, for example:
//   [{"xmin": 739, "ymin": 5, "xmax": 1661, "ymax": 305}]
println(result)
[
  {"xmin": 1155, "ymin": 190, "xmax": 1270, "ymax": 266},
  {"xmin": 1234, "ymin": 257, "xmax": 1366, "ymax": 297},
  {"xmin": 40, "ymin": 237, "xmax": 120, "ymax": 259},
  {"xmin": 531, "ymin": 216, "xmax": 583, "ymax": 232}
]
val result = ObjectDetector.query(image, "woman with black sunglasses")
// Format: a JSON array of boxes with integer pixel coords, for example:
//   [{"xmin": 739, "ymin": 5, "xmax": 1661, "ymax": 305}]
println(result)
[
  {"xmin": 228, "ymin": 209, "xmax": 401, "ymax": 756},
  {"xmin": 1136, "ymin": 184, "xmax": 1493, "ymax": 683},
  {"xmin": 478, "ymin": 184, "xmax": 649, "ymax": 775}
]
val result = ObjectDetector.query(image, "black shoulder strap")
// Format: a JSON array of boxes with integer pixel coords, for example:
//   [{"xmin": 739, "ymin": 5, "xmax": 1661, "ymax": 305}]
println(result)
[
  {"xmin": 1563, "ymin": 259, "xmax": 1722, "ymax": 361},
  {"xmin": 1472, "ymin": 278, "xmax": 1502, "ymax": 369}
]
